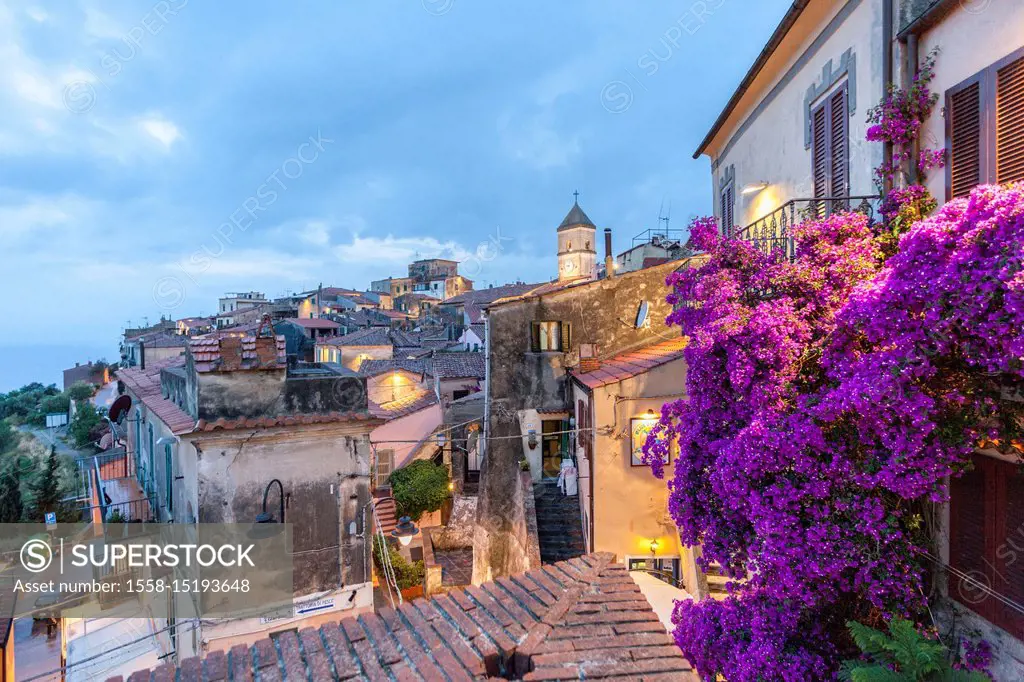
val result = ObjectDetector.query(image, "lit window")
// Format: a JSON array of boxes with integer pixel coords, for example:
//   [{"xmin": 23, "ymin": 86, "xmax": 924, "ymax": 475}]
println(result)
[{"xmin": 376, "ymin": 449, "xmax": 394, "ymax": 488}]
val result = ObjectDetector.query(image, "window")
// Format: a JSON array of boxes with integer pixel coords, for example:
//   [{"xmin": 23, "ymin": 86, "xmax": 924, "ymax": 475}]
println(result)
[
  {"xmin": 946, "ymin": 48, "xmax": 1024, "ymax": 199},
  {"xmin": 164, "ymin": 443, "xmax": 173, "ymax": 514},
  {"xmin": 376, "ymin": 449, "xmax": 394, "ymax": 488},
  {"xmin": 810, "ymin": 82, "xmax": 850, "ymax": 214},
  {"xmin": 530, "ymin": 321, "xmax": 571, "ymax": 352},
  {"xmin": 950, "ymin": 454, "xmax": 1024, "ymax": 637},
  {"xmin": 720, "ymin": 180, "xmax": 735, "ymax": 236}
]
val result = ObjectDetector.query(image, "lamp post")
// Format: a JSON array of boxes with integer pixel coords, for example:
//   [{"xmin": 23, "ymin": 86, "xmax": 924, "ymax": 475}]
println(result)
[{"xmin": 255, "ymin": 479, "xmax": 285, "ymax": 524}]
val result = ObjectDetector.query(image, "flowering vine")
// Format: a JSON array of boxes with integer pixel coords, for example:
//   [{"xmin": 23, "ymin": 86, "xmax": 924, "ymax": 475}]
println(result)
[{"xmin": 644, "ymin": 183, "xmax": 1024, "ymax": 679}]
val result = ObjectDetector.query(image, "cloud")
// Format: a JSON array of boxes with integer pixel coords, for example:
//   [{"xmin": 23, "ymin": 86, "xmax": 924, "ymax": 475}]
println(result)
[
  {"xmin": 25, "ymin": 7, "xmax": 47, "ymax": 22},
  {"xmin": 139, "ymin": 115, "xmax": 182, "ymax": 148},
  {"xmin": 334, "ymin": 234, "xmax": 473, "ymax": 265}
]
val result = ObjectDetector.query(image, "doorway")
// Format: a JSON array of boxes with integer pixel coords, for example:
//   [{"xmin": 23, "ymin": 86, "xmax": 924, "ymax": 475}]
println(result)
[{"xmin": 541, "ymin": 419, "xmax": 565, "ymax": 478}]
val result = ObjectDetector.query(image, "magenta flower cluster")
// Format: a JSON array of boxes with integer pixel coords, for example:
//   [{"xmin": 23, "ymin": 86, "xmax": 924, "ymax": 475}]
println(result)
[{"xmin": 645, "ymin": 184, "xmax": 1024, "ymax": 680}]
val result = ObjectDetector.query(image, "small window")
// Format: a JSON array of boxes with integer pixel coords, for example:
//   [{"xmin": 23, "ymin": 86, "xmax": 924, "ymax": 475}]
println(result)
[
  {"xmin": 530, "ymin": 321, "xmax": 571, "ymax": 352},
  {"xmin": 376, "ymin": 449, "xmax": 394, "ymax": 488},
  {"xmin": 720, "ymin": 180, "xmax": 735, "ymax": 236},
  {"xmin": 810, "ymin": 81, "xmax": 850, "ymax": 215}
]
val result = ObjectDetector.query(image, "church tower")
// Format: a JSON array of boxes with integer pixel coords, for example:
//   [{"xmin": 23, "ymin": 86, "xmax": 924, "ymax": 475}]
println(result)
[{"xmin": 557, "ymin": 192, "xmax": 597, "ymax": 282}]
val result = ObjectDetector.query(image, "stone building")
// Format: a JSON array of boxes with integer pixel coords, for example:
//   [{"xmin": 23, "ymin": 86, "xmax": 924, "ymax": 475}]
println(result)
[
  {"xmin": 476, "ymin": 197, "xmax": 697, "ymax": 586},
  {"xmin": 112, "ymin": 324, "xmax": 382, "ymax": 664}
]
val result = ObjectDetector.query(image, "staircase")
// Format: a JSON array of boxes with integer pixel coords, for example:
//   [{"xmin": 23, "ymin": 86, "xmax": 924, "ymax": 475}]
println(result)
[
  {"xmin": 533, "ymin": 480, "xmax": 586, "ymax": 564},
  {"xmin": 704, "ymin": 562, "xmax": 735, "ymax": 600}
]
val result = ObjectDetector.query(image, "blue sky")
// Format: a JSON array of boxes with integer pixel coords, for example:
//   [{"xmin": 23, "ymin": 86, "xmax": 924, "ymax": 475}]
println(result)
[{"xmin": 0, "ymin": 0, "xmax": 790, "ymax": 391}]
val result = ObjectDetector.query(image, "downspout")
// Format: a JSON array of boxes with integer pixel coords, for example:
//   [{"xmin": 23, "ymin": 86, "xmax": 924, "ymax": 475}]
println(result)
[
  {"xmin": 906, "ymin": 32, "xmax": 920, "ymax": 185},
  {"xmin": 882, "ymin": 0, "xmax": 895, "ymax": 194}
]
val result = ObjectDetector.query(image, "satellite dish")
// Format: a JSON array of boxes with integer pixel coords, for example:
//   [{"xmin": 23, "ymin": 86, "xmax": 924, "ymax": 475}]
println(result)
[
  {"xmin": 109, "ymin": 395, "xmax": 132, "ymax": 424},
  {"xmin": 635, "ymin": 300, "xmax": 650, "ymax": 329}
]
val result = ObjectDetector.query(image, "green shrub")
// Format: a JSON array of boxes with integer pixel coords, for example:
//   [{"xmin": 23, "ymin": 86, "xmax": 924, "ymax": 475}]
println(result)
[
  {"xmin": 66, "ymin": 381, "xmax": 97, "ymax": 402},
  {"xmin": 840, "ymin": 619, "xmax": 991, "ymax": 681},
  {"xmin": 372, "ymin": 535, "xmax": 424, "ymax": 590},
  {"xmin": 388, "ymin": 459, "xmax": 449, "ymax": 522},
  {"xmin": 69, "ymin": 403, "xmax": 102, "ymax": 449}
]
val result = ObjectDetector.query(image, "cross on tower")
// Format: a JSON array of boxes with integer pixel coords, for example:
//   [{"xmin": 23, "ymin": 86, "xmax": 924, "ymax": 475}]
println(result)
[{"xmin": 573, "ymin": 190, "xmax": 580, "ymax": 202}]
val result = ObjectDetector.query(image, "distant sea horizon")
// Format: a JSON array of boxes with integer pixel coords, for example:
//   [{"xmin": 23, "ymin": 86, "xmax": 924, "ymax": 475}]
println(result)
[{"xmin": 0, "ymin": 344, "xmax": 119, "ymax": 393}]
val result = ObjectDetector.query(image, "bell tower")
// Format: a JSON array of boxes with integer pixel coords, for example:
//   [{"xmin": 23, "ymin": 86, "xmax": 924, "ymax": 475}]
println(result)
[{"xmin": 557, "ymin": 191, "xmax": 597, "ymax": 282}]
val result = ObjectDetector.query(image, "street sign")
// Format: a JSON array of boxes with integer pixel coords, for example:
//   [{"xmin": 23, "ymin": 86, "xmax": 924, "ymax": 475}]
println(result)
[
  {"xmin": 44, "ymin": 512, "xmax": 57, "ymax": 529},
  {"xmin": 45, "ymin": 413, "xmax": 68, "ymax": 429}
]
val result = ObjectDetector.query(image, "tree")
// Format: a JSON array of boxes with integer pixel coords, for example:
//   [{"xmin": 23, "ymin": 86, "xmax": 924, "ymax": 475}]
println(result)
[
  {"xmin": 66, "ymin": 381, "xmax": 97, "ymax": 402},
  {"xmin": 0, "ymin": 464, "xmax": 24, "ymax": 522},
  {"xmin": 388, "ymin": 459, "xmax": 450, "ymax": 522},
  {"xmin": 69, "ymin": 402, "xmax": 102, "ymax": 449},
  {"xmin": 31, "ymin": 447, "xmax": 62, "ymax": 520},
  {"xmin": 0, "ymin": 419, "xmax": 16, "ymax": 454}
]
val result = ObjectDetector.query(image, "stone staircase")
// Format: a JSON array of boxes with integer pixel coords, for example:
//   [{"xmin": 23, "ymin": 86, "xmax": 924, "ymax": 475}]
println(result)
[
  {"xmin": 533, "ymin": 480, "xmax": 586, "ymax": 564},
  {"xmin": 705, "ymin": 562, "xmax": 737, "ymax": 600}
]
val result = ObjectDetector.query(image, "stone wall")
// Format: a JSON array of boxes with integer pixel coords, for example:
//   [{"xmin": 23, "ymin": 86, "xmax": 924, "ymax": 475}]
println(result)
[{"xmin": 473, "ymin": 471, "xmax": 541, "ymax": 584}]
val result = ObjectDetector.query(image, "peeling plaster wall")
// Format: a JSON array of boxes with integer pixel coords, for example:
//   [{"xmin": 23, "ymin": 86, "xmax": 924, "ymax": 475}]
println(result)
[{"xmin": 194, "ymin": 423, "xmax": 374, "ymax": 596}]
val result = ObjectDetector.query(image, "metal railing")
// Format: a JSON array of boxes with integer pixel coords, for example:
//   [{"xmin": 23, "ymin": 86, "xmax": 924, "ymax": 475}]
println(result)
[{"xmin": 734, "ymin": 195, "xmax": 880, "ymax": 259}]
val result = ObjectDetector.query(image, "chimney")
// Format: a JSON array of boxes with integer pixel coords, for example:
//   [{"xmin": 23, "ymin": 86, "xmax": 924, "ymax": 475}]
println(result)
[
  {"xmin": 139, "ymin": 340, "xmax": 146, "ymax": 370},
  {"xmin": 604, "ymin": 228, "xmax": 615, "ymax": 279}
]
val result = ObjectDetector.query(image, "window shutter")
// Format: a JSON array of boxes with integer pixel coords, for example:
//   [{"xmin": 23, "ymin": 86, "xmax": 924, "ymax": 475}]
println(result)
[
  {"xmin": 949, "ymin": 81, "xmax": 983, "ymax": 199},
  {"xmin": 530, "ymin": 322, "xmax": 541, "ymax": 353},
  {"xmin": 996, "ymin": 54, "xmax": 1024, "ymax": 185},
  {"xmin": 560, "ymin": 322, "xmax": 572, "ymax": 352},
  {"xmin": 811, "ymin": 101, "xmax": 829, "ymax": 215},
  {"xmin": 996, "ymin": 462, "xmax": 1024, "ymax": 637},
  {"xmin": 720, "ymin": 183, "xmax": 735, "ymax": 236},
  {"xmin": 949, "ymin": 458, "xmax": 992, "ymax": 619},
  {"xmin": 830, "ymin": 86, "xmax": 850, "ymax": 211}
]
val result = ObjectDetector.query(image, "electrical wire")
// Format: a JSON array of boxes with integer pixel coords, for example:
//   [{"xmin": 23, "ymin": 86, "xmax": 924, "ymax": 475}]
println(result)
[{"xmin": 917, "ymin": 550, "xmax": 1024, "ymax": 617}]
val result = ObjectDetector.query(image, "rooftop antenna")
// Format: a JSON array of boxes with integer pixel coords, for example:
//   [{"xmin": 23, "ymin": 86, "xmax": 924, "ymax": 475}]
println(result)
[{"xmin": 658, "ymin": 197, "xmax": 672, "ymax": 233}]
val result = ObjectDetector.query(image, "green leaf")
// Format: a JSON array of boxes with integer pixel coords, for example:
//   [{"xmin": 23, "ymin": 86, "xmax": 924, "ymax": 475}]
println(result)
[
  {"xmin": 849, "ymin": 664, "xmax": 909, "ymax": 682},
  {"xmin": 848, "ymin": 620, "xmax": 894, "ymax": 659}
]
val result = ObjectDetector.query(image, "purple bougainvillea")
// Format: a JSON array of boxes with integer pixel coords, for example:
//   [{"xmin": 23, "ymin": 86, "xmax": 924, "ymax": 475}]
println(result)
[{"xmin": 644, "ymin": 184, "xmax": 1024, "ymax": 680}]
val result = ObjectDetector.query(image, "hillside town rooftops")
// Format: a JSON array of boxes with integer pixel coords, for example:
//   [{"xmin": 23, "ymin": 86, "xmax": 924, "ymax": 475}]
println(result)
[
  {"xmin": 321, "ymin": 327, "xmax": 395, "ymax": 347},
  {"xmin": 189, "ymin": 335, "xmax": 287, "ymax": 373},
  {"xmin": 109, "ymin": 553, "xmax": 696, "ymax": 682},
  {"xmin": 286, "ymin": 317, "xmax": 343, "ymax": 330},
  {"xmin": 429, "ymin": 352, "xmax": 486, "ymax": 380},
  {"xmin": 359, "ymin": 358, "xmax": 430, "ymax": 378},
  {"xmin": 369, "ymin": 390, "xmax": 439, "ymax": 420}
]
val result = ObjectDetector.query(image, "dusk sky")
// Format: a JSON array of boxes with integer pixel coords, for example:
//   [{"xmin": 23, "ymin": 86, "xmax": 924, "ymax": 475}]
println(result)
[{"xmin": 0, "ymin": 0, "xmax": 791, "ymax": 391}]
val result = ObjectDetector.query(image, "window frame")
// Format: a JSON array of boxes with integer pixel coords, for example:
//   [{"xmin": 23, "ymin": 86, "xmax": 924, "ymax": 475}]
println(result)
[
  {"xmin": 809, "ymin": 79, "xmax": 851, "ymax": 210},
  {"xmin": 719, "ymin": 178, "xmax": 735, "ymax": 236},
  {"xmin": 530, "ymin": 321, "xmax": 571, "ymax": 353},
  {"xmin": 376, "ymin": 448, "xmax": 394, "ymax": 489},
  {"xmin": 945, "ymin": 45, "xmax": 1024, "ymax": 200}
]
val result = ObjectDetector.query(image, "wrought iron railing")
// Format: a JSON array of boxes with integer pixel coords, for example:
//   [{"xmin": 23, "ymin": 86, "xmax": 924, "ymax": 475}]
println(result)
[{"xmin": 734, "ymin": 195, "xmax": 880, "ymax": 259}]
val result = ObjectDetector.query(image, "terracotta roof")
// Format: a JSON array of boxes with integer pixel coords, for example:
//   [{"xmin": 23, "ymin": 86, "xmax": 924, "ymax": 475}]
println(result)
[
  {"xmin": 359, "ymin": 358, "xmax": 429, "ymax": 378},
  {"xmin": 109, "ymin": 553, "xmax": 695, "ymax": 682},
  {"xmin": 195, "ymin": 411, "xmax": 378, "ymax": 433},
  {"xmin": 641, "ymin": 257, "xmax": 672, "ymax": 269},
  {"xmin": 322, "ymin": 327, "xmax": 395, "ymax": 348},
  {"xmin": 572, "ymin": 337, "xmax": 688, "ymax": 390},
  {"xmin": 429, "ymin": 353, "xmax": 486, "ymax": 380},
  {"xmin": 369, "ymin": 390, "xmax": 440, "ymax": 420},
  {"xmin": 377, "ymin": 309, "xmax": 412, "ymax": 320},
  {"xmin": 189, "ymin": 334, "xmax": 286, "ymax": 373},
  {"xmin": 445, "ymin": 283, "xmax": 545, "ymax": 306},
  {"xmin": 116, "ymin": 358, "xmax": 196, "ymax": 435},
  {"xmin": 286, "ymin": 317, "xmax": 343, "ymax": 330},
  {"xmin": 132, "ymin": 331, "xmax": 188, "ymax": 348}
]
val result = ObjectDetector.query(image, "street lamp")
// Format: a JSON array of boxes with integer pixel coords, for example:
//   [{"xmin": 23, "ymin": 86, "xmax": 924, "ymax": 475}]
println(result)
[
  {"xmin": 255, "ymin": 479, "xmax": 285, "ymax": 524},
  {"xmin": 390, "ymin": 516, "xmax": 420, "ymax": 547}
]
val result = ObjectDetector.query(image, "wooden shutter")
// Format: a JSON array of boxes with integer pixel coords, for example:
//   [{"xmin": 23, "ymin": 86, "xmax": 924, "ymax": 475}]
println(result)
[
  {"xmin": 996, "ymin": 53, "xmax": 1024, "ymax": 185},
  {"xmin": 560, "ymin": 322, "xmax": 572, "ymax": 353},
  {"xmin": 720, "ymin": 183, "xmax": 735, "ymax": 236},
  {"xmin": 530, "ymin": 322, "xmax": 541, "ymax": 352},
  {"xmin": 812, "ymin": 100, "xmax": 829, "ymax": 214},
  {"xmin": 949, "ymin": 80, "xmax": 983, "ymax": 199},
  {"xmin": 997, "ymin": 462, "xmax": 1024, "ymax": 638},
  {"xmin": 830, "ymin": 86, "xmax": 850, "ymax": 211},
  {"xmin": 950, "ymin": 458, "xmax": 991, "ymax": 618}
]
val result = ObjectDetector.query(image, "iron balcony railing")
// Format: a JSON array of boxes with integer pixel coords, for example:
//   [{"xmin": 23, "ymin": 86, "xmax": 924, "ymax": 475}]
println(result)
[{"xmin": 734, "ymin": 195, "xmax": 880, "ymax": 259}]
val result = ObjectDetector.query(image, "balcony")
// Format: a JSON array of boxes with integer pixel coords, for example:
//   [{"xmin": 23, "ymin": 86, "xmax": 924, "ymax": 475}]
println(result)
[
  {"xmin": 735, "ymin": 195, "xmax": 880, "ymax": 259},
  {"xmin": 75, "ymin": 449, "xmax": 157, "ymax": 527}
]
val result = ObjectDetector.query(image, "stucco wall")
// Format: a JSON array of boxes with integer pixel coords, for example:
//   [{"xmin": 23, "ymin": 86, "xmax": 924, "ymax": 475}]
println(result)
[
  {"xmin": 366, "ymin": 370, "xmax": 426, "ymax": 405},
  {"xmin": 710, "ymin": 0, "xmax": 885, "ymax": 229},
  {"xmin": 193, "ymin": 423, "xmax": 374, "ymax": 596},
  {"xmin": 340, "ymin": 345, "xmax": 393, "ymax": 372},
  {"xmin": 586, "ymin": 360, "xmax": 687, "ymax": 562},
  {"xmin": 370, "ymin": 402, "xmax": 443, "ymax": 471},
  {"xmin": 915, "ymin": 1, "xmax": 1024, "ymax": 206}
]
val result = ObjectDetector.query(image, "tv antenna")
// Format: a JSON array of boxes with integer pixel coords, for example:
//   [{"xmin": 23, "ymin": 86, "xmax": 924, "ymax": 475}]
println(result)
[{"xmin": 658, "ymin": 197, "xmax": 672, "ymax": 232}]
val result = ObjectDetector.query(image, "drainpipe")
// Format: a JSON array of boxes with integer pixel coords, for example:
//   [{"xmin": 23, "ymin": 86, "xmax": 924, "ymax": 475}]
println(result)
[
  {"xmin": 906, "ymin": 32, "xmax": 920, "ymax": 185},
  {"xmin": 603, "ymin": 228, "xmax": 614, "ymax": 279},
  {"xmin": 139, "ymin": 340, "xmax": 146, "ymax": 370},
  {"xmin": 882, "ymin": 0, "xmax": 895, "ymax": 194}
]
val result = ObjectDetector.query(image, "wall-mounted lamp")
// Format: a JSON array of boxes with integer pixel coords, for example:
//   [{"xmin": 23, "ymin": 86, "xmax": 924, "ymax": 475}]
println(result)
[
  {"xmin": 741, "ymin": 182, "xmax": 769, "ymax": 195},
  {"xmin": 436, "ymin": 432, "xmax": 447, "ymax": 448},
  {"xmin": 527, "ymin": 429, "xmax": 538, "ymax": 450},
  {"xmin": 641, "ymin": 409, "xmax": 658, "ymax": 422},
  {"xmin": 650, "ymin": 539, "xmax": 659, "ymax": 555}
]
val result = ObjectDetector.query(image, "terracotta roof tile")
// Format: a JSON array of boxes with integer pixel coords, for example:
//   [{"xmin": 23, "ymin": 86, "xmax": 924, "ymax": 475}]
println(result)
[
  {"xmin": 573, "ymin": 337, "xmax": 688, "ymax": 390},
  {"xmin": 368, "ymin": 391, "xmax": 439, "ymax": 420},
  {"xmin": 116, "ymin": 358, "xmax": 196, "ymax": 435},
  {"xmin": 111, "ymin": 553, "xmax": 695, "ymax": 681},
  {"xmin": 285, "ymin": 317, "xmax": 342, "ymax": 330},
  {"xmin": 428, "ymin": 352, "xmax": 486, "ymax": 380}
]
